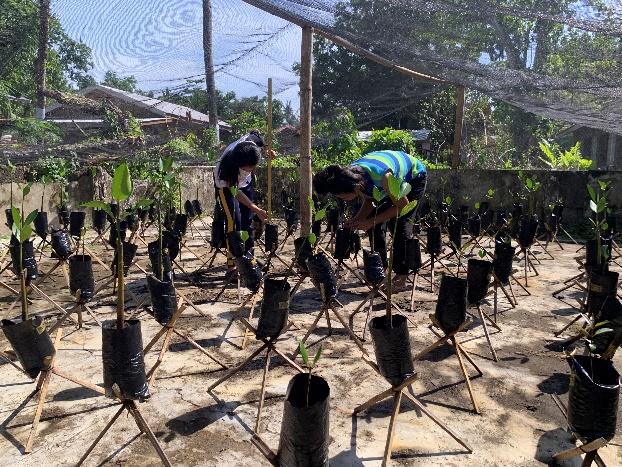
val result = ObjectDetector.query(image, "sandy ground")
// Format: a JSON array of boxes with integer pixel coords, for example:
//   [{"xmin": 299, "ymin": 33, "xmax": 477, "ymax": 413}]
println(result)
[{"xmin": 0, "ymin": 218, "xmax": 621, "ymax": 467}]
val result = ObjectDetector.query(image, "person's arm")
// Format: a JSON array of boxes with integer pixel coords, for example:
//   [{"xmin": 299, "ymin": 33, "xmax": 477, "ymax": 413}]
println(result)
[
  {"xmin": 344, "ymin": 198, "xmax": 374, "ymax": 228},
  {"xmin": 352, "ymin": 173, "xmax": 408, "ymax": 230},
  {"xmin": 235, "ymin": 188, "xmax": 268, "ymax": 221}
]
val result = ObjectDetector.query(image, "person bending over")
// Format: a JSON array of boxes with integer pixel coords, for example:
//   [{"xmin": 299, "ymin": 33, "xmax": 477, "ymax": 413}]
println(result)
[
  {"xmin": 214, "ymin": 130, "xmax": 272, "ymax": 274},
  {"xmin": 313, "ymin": 150, "xmax": 427, "ymax": 289}
]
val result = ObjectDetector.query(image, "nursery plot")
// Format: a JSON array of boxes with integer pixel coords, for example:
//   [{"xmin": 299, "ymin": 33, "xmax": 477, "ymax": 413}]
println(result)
[{"xmin": 0, "ymin": 217, "xmax": 621, "ymax": 467}]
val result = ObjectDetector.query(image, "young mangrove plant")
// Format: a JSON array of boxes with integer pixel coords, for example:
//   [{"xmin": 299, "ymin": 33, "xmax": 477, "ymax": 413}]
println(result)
[
  {"xmin": 587, "ymin": 180, "xmax": 611, "ymax": 268},
  {"xmin": 298, "ymin": 341, "xmax": 323, "ymax": 407}
]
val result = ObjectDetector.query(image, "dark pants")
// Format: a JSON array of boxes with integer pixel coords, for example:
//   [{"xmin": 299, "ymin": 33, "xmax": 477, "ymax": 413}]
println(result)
[
  {"xmin": 366, "ymin": 172, "xmax": 427, "ymax": 275},
  {"xmin": 216, "ymin": 183, "xmax": 254, "ymax": 266}
]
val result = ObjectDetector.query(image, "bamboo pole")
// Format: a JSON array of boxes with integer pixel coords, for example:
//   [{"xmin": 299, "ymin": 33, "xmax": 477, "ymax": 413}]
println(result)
[
  {"xmin": 267, "ymin": 78, "xmax": 273, "ymax": 221},
  {"xmin": 35, "ymin": 0, "xmax": 51, "ymax": 119},
  {"xmin": 299, "ymin": 27, "xmax": 313, "ymax": 236},
  {"xmin": 452, "ymin": 85, "xmax": 465, "ymax": 168}
]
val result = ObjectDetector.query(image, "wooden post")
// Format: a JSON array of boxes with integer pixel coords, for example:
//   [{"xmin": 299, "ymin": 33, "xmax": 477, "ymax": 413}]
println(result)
[
  {"xmin": 203, "ymin": 0, "xmax": 220, "ymax": 145},
  {"xmin": 267, "ymin": 78, "xmax": 273, "ymax": 221},
  {"xmin": 452, "ymin": 85, "xmax": 465, "ymax": 169},
  {"xmin": 299, "ymin": 27, "xmax": 313, "ymax": 236},
  {"xmin": 34, "ymin": 0, "xmax": 51, "ymax": 120}
]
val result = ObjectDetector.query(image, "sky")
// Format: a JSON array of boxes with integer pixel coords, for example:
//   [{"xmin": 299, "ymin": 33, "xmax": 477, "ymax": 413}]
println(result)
[{"xmin": 51, "ymin": 0, "xmax": 302, "ymax": 111}]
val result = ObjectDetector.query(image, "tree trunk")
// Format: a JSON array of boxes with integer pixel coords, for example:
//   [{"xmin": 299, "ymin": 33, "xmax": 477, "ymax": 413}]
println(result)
[
  {"xmin": 203, "ymin": 0, "xmax": 220, "ymax": 145},
  {"xmin": 299, "ymin": 27, "xmax": 313, "ymax": 236},
  {"xmin": 35, "ymin": 0, "xmax": 51, "ymax": 120}
]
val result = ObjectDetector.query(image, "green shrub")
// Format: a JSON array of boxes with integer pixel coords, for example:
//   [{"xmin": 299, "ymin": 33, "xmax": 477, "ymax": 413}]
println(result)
[
  {"xmin": 12, "ymin": 117, "xmax": 62, "ymax": 145},
  {"xmin": 539, "ymin": 140, "xmax": 592, "ymax": 170},
  {"xmin": 362, "ymin": 127, "xmax": 415, "ymax": 154}
]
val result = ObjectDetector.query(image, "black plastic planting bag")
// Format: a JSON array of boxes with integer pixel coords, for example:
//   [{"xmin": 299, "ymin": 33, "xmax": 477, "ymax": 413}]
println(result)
[
  {"xmin": 112, "ymin": 242, "xmax": 138, "ymax": 276},
  {"xmin": 148, "ymin": 240, "xmax": 173, "ymax": 282},
  {"xmin": 326, "ymin": 207, "xmax": 340, "ymax": 232},
  {"xmin": 256, "ymin": 277, "xmax": 291, "ymax": 340},
  {"xmin": 493, "ymin": 239, "xmax": 515, "ymax": 285},
  {"xmin": 591, "ymin": 297, "xmax": 622, "ymax": 355},
  {"xmin": 467, "ymin": 259, "xmax": 493, "ymax": 304},
  {"xmin": 363, "ymin": 249, "xmax": 385, "ymax": 286},
  {"xmin": 174, "ymin": 213, "xmax": 188, "ymax": 237},
  {"xmin": 312, "ymin": 219, "xmax": 322, "ymax": 237},
  {"xmin": 184, "ymin": 199, "xmax": 196, "ymax": 218},
  {"xmin": 512, "ymin": 203, "xmax": 523, "ymax": 220},
  {"xmin": 265, "ymin": 223, "xmax": 279, "ymax": 252},
  {"xmin": 1, "ymin": 317, "xmax": 56, "ymax": 379},
  {"xmin": 553, "ymin": 203, "xmax": 564, "ymax": 218},
  {"xmin": 334, "ymin": 228, "xmax": 352, "ymax": 260},
  {"xmin": 567, "ymin": 355, "xmax": 619, "ymax": 442},
  {"xmin": 69, "ymin": 255, "xmax": 95, "ymax": 302},
  {"xmin": 164, "ymin": 209, "xmax": 176, "ymax": 230},
  {"xmin": 69, "ymin": 211, "xmax": 86, "ymax": 237},
  {"xmin": 278, "ymin": 374, "xmax": 330, "ymax": 467},
  {"xmin": 518, "ymin": 215, "xmax": 539, "ymax": 249},
  {"xmin": 108, "ymin": 221, "xmax": 127, "ymax": 247},
  {"xmin": 426, "ymin": 225, "xmax": 442, "ymax": 255},
  {"xmin": 294, "ymin": 237, "xmax": 312, "ymax": 273},
  {"xmin": 369, "ymin": 315, "xmax": 415, "ymax": 387},
  {"xmin": 9, "ymin": 240, "xmax": 38, "ymax": 283},
  {"xmin": 51, "ymin": 229, "xmax": 73, "ymax": 259},
  {"xmin": 284, "ymin": 208, "xmax": 299, "ymax": 233},
  {"xmin": 192, "ymin": 199, "xmax": 203, "ymax": 216},
  {"xmin": 92, "ymin": 209, "xmax": 107, "ymax": 233},
  {"xmin": 478, "ymin": 202, "xmax": 489, "ymax": 215},
  {"xmin": 148, "ymin": 204, "xmax": 157, "ymax": 222},
  {"xmin": 147, "ymin": 275, "xmax": 178, "ymax": 325},
  {"xmin": 459, "ymin": 205, "xmax": 469, "ymax": 224},
  {"xmin": 58, "ymin": 206, "xmax": 70, "ymax": 226},
  {"xmin": 125, "ymin": 213, "xmax": 139, "ymax": 232},
  {"xmin": 448, "ymin": 218, "xmax": 462, "ymax": 249},
  {"xmin": 307, "ymin": 252, "xmax": 338, "ymax": 303},
  {"xmin": 586, "ymin": 237, "xmax": 613, "ymax": 273},
  {"xmin": 102, "ymin": 320, "xmax": 150, "ymax": 401},
  {"xmin": 107, "ymin": 203, "xmax": 119, "ymax": 222},
  {"xmin": 138, "ymin": 207, "xmax": 149, "ymax": 223},
  {"xmin": 34, "ymin": 211, "xmax": 48, "ymax": 239},
  {"xmin": 468, "ymin": 215, "xmax": 482, "ymax": 237},
  {"xmin": 439, "ymin": 203, "xmax": 449, "ymax": 227},
  {"xmin": 235, "ymin": 253, "xmax": 263, "ymax": 292},
  {"xmin": 481, "ymin": 210, "xmax": 493, "ymax": 231},
  {"xmin": 405, "ymin": 238, "xmax": 422, "ymax": 272},
  {"xmin": 435, "ymin": 275, "xmax": 468, "ymax": 334},
  {"xmin": 587, "ymin": 271, "xmax": 619, "ymax": 317},
  {"xmin": 227, "ymin": 231, "xmax": 245, "ymax": 258},
  {"xmin": 163, "ymin": 229, "xmax": 180, "ymax": 261},
  {"xmin": 5, "ymin": 208, "xmax": 13, "ymax": 227},
  {"xmin": 496, "ymin": 210, "xmax": 507, "ymax": 227},
  {"xmin": 350, "ymin": 231, "xmax": 361, "ymax": 256},
  {"xmin": 253, "ymin": 216, "xmax": 264, "ymax": 241}
]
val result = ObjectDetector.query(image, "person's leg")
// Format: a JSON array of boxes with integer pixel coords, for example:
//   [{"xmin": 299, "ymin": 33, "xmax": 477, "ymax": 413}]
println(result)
[
  {"xmin": 366, "ymin": 200, "xmax": 392, "ymax": 269},
  {"xmin": 217, "ymin": 186, "xmax": 241, "ymax": 269},
  {"xmin": 240, "ymin": 184, "xmax": 255, "ymax": 254}
]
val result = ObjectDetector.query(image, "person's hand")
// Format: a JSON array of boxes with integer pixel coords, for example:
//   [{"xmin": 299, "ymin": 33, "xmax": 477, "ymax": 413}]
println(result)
[
  {"xmin": 253, "ymin": 206, "xmax": 269, "ymax": 221},
  {"xmin": 347, "ymin": 218, "xmax": 373, "ymax": 231},
  {"xmin": 344, "ymin": 218, "xmax": 358, "ymax": 229}
]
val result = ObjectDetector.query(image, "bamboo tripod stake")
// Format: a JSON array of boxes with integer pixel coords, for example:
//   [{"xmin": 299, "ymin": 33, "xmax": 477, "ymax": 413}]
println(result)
[{"xmin": 267, "ymin": 77, "xmax": 273, "ymax": 223}]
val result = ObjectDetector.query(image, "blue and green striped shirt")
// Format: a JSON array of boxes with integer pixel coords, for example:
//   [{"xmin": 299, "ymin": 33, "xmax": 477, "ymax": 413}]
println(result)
[{"xmin": 352, "ymin": 151, "xmax": 426, "ymax": 198}]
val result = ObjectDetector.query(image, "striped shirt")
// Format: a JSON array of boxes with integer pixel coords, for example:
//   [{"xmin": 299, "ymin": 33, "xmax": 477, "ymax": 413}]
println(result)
[{"xmin": 352, "ymin": 151, "xmax": 426, "ymax": 198}]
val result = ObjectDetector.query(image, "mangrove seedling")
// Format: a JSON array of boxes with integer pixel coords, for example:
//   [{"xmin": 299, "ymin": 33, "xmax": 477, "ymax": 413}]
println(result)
[
  {"xmin": 587, "ymin": 181, "xmax": 611, "ymax": 267},
  {"xmin": 518, "ymin": 172, "xmax": 541, "ymax": 217},
  {"xmin": 298, "ymin": 341, "xmax": 323, "ymax": 407}
]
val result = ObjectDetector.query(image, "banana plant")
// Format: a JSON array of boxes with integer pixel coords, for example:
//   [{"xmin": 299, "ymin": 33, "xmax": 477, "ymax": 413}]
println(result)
[
  {"xmin": 587, "ymin": 181, "xmax": 611, "ymax": 267},
  {"xmin": 385, "ymin": 173, "xmax": 418, "ymax": 324},
  {"xmin": 298, "ymin": 341, "xmax": 322, "ymax": 407}
]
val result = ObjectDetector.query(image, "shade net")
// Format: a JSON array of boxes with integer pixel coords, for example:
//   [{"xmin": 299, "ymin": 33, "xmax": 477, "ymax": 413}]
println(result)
[{"xmin": 242, "ymin": 0, "xmax": 622, "ymax": 134}]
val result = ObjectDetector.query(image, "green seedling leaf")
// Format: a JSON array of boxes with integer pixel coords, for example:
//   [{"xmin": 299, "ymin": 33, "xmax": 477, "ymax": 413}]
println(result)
[
  {"xmin": 314, "ymin": 209, "xmax": 327, "ymax": 222},
  {"xmin": 589, "ymin": 200, "xmax": 598, "ymax": 213},
  {"xmin": 598, "ymin": 180, "xmax": 609, "ymax": 191},
  {"xmin": 475, "ymin": 202, "xmax": 480, "ymax": 210},
  {"xmin": 399, "ymin": 182, "xmax": 411, "ymax": 199},
  {"xmin": 307, "ymin": 196, "xmax": 315, "ymax": 212},
  {"xmin": 312, "ymin": 345, "xmax": 323, "ymax": 367},
  {"xmin": 593, "ymin": 327, "xmax": 614, "ymax": 337},
  {"xmin": 387, "ymin": 173, "xmax": 401, "ymax": 199},
  {"xmin": 11, "ymin": 207, "xmax": 21, "ymax": 227},
  {"xmin": 24, "ymin": 209, "xmax": 38, "ymax": 226},
  {"xmin": 230, "ymin": 186, "xmax": 239, "ymax": 197},
  {"xmin": 136, "ymin": 198, "xmax": 154, "ymax": 209},
  {"xmin": 372, "ymin": 186, "xmax": 384, "ymax": 202},
  {"xmin": 11, "ymin": 223, "xmax": 19, "ymax": 239},
  {"xmin": 299, "ymin": 341, "xmax": 309, "ymax": 367},
  {"xmin": 82, "ymin": 201, "xmax": 114, "ymax": 219},
  {"xmin": 111, "ymin": 162, "xmax": 132, "ymax": 202},
  {"xmin": 22, "ymin": 183, "xmax": 31, "ymax": 198},
  {"xmin": 444, "ymin": 195, "xmax": 452, "ymax": 205},
  {"xmin": 400, "ymin": 200, "xmax": 418, "ymax": 218},
  {"xmin": 478, "ymin": 249, "xmax": 486, "ymax": 258},
  {"xmin": 308, "ymin": 232, "xmax": 317, "ymax": 246},
  {"xmin": 7, "ymin": 159, "xmax": 15, "ymax": 173},
  {"xmin": 587, "ymin": 185, "xmax": 596, "ymax": 202},
  {"xmin": 602, "ymin": 222, "xmax": 609, "ymax": 231},
  {"xmin": 593, "ymin": 320, "xmax": 611, "ymax": 328},
  {"xmin": 486, "ymin": 188, "xmax": 494, "ymax": 199},
  {"xmin": 20, "ymin": 225, "xmax": 32, "ymax": 243},
  {"xmin": 597, "ymin": 197, "xmax": 607, "ymax": 213},
  {"xmin": 239, "ymin": 230, "xmax": 249, "ymax": 242}
]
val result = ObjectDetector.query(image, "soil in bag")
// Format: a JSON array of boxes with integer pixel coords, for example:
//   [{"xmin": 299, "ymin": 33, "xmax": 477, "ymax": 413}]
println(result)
[
  {"xmin": 334, "ymin": 228, "xmax": 352, "ymax": 260},
  {"xmin": 256, "ymin": 277, "xmax": 291, "ymax": 340},
  {"xmin": 184, "ymin": 199, "xmax": 196, "ymax": 218},
  {"xmin": 278, "ymin": 373, "xmax": 330, "ymax": 467},
  {"xmin": 173, "ymin": 213, "xmax": 188, "ymax": 237},
  {"xmin": 586, "ymin": 271, "xmax": 619, "ymax": 317},
  {"xmin": 10, "ymin": 239, "xmax": 39, "ymax": 283},
  {"xmin": 147, "ymin": 275, "xmax": 178, "ymax": 325},
  {"xmin": 264, "ymin": 223, "xmax": 279, "ymax": 252},
  {"xmin": 448, "ymin": 218, "xmax": 462, "ymax": 250},
  {"xmin": 69, "ymin": 255, "xmax": 95, "ymax": 302},
  {"xmin": 567, "ymin": 355, "xmax": 620, "ymax": 442},
  {"xmin": 307, "ymin": 252, "xmax": 338, "ymax": 303},
  {"xmin": 92, "ymin": 209, "xmax": 107, "ymax": 234},
  {"xmin": 34, "ymin": 211, "xmax": 49, "ymax": 239},
  {"xmin": 112, "ymin": 242, "xmax": 138, "ymax": 276},
  {"xmin": 467, "ymin": 259, "xmax": 493, "ymax": 304},
  {"xmin": 102, "ymin": 320, "xmax": 150, "ymax": 401},
  {"xmin": 405, "ymin": 238, "xmax": 422, "ymax": 272},
  {"xmin": 2, "ymin": 317, "xmax": 56, "ymax": 379},
  {"xmin": 227, "ymin": 231, "xmax": 245, "ymax": 258},
  {"xmin": 493, "ymin": 238, "xmax": 515, "ymax": 285},
  {"xmin": 235, "ymin": 253, "xmax": 262, "ymax": 292},
  {"xmin": 435, "ymin": 275, "xmax": 468, "ymax": 334},
  {"xmin": 369, "ymin": 315, "xmax": 415, "ymax": 387},
  {"xmin": 294, "ymin": 237, "xmax": 312, "ymax": 273},
  {"xmin": 69, "ymin": 211, "xmax": 86, "ymax": 237},
  {"xmin": 51, "ymin": 229, "xmax": 73, "ymax": 259},
  {"xmin": 148, "ymin": 240, "xmax": 173, "ymax": 282},
  {"xmin": 426, "ymin": 225, "xmax": 442, "ymax": 255},
  {"xmin": 364, "ymin": 249, "xmax": 385, "ymax": 286}
]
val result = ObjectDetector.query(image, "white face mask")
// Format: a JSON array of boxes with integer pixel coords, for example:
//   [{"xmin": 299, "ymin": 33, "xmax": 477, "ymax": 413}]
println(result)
[{"xmin": 239, "ymin": 169, "xmax": 251, "ymax": 179}]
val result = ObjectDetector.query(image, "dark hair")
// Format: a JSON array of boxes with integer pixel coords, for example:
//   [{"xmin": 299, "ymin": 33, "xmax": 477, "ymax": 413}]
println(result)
[
  {"xmin": 218, "ymin": 141, "xmax": 261, "ymax": 186},
  {"xmin": 313, "ymin": 165, "xmax": 365, "ymax": 196}
]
